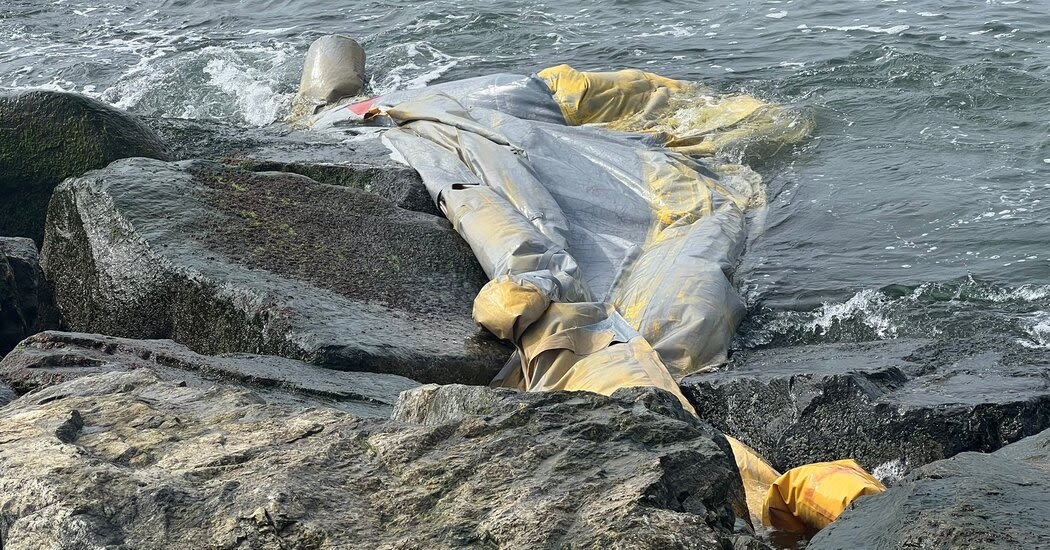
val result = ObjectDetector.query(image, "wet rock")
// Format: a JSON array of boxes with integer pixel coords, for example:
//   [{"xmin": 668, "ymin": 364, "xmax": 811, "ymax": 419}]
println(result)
[
  {"xmin": 0, "ymin": 237, "xmax": 60, "ymax": 355},
  {"xmin": 41, "ymin": 157, "xmax": 510, "ymax": 384},
  {"xmin": 0, "ymin": 331, "xmax": 418, "ymax": 417},
  {"xmin": 0, "ymin": 381, "xmax": 13, "ymax": 406},
  {"xmin": 0, "ymin": 369, "xmax": 759, "ymax": 549},
  {"xmin": 0, "ymin": 90, "xmax": 168, "ymax": 244},
  {"xmin": 148, "ymin": 117, "xmax": 439, "ymax": 216},
  {"xmin": 810, "ymin": 427, "xmax": 1050, "ymax": 549},
  {"xmin": 681, "ymin": 338, "xmax": 1050, "ymax": 472}
]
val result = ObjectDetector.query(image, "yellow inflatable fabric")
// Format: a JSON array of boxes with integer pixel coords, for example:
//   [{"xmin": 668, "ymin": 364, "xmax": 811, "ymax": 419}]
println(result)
[
  {"xmin": 726, "ymin": 436, "xmax": 782, "ymax": 528},
  {"xmin": 474, "ymin": 276, "xmax": 883, "ymax": 534},
  {"xmin": 381, "ymin": 66, "xmax": 874, "ymax": 535},
  {"xmin": 474, "ymin": 276, "xmax": 698, "ymax": 416},
  {"xmin": 764, "ymin": 459, "xmax": 886, "ymax": 533},
  {"xmin": 537, "ymin": 64, "xmax": 813, "ymax": 158}
]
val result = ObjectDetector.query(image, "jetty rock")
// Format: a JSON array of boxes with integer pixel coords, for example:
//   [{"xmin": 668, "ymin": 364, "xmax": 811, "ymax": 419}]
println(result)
[
  {"xmin": 0, "ymin": 237, "xmax": 60, "ymax": 355},
  {"xmin": 682, "ymin": 338, "xmax": 1050, "ymax": 473},
  {"xmin": 41, "ymin": 156, "xmax": 511, "ymax": 384},
  {"xmin": 0, "ymin": 90, "xmax": 168, "ymax": 244},
  {"xmin": 0, "ymin": 330, "xmax": 419, "ymax": 418},
  {"xmin": 0, "ymin": 370, "xmax": 761, "ymax": 549},
  {"xmin": 810, "ymin": 425, "xmax": 1050, "ymax": 549}
]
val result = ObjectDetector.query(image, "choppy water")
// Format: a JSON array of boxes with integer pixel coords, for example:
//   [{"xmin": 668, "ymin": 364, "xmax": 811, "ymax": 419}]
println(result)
[{"xmin": 3, "ymin": 0, "xmax": 1049, "ymax": 352}]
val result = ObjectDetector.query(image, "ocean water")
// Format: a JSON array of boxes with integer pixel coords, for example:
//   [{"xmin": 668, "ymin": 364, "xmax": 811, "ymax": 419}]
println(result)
[{"xmin": 3, "ymin": 0, "xmax": 1048, "ymax": 352}]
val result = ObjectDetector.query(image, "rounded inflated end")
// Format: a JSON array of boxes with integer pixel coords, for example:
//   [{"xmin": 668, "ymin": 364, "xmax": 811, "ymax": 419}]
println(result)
[
  {"xmin": 295, "ymin": 35, "xmax": 366, "ymax": 112},
  {"xmin": 473, "ymin": 277, "xmax": 551, "ymax": 342}
]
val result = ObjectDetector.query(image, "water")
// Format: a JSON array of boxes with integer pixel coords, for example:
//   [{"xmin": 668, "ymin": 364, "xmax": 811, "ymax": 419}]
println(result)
[{"xmin": 3, "ymin": 0, "xmax": 1049, "ymax": 352}]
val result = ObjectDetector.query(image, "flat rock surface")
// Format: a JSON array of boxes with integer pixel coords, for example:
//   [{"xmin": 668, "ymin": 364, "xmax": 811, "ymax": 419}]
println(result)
[
  {"xmin": 0, "ymin": 370, "xmax": 758, "ymax": 549},
  {"xmin": 682, "ymin": 338, "xmax": 1050, "ymax": 472},
  {"xmin": 41, "ymin": 156, "xmax": 510, "ymax": 384},
  {"xmin": 0, "ymin": 237, "xmax": 59, "ymax": 355},
  {"xmin": 810, "ymin": 427, "xmax": 1050, "ymax": 549},
  {"xmin": 0, "ymin": 90, "xmax": 168, "ymax": 244},
  {"xmin": 0, "ymin": 331, "xmax": 418, "ymax": 417},
  {"xmin": 148, "ymin": 117, "xmax": 439, "ymax": 215}
]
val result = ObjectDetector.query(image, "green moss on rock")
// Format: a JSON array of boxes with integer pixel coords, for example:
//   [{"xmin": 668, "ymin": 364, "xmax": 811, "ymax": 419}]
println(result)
[{"xmin": 0, "ymin": 90, "xmax": 168, "ymax": 244}]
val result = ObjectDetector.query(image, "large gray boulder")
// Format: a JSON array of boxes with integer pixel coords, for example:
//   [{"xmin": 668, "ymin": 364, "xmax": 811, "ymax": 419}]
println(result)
[
  {"xmin": 41, "ymin": 157, "xmax": 511, "ymax": 384},
  {"xmin": 0, "ymin": 90, "xmax": 168, "ymax": 244},
  {"xmin": 810, "ymin": 427, "xmax": 1050, "ymax": 549},
  {"xmin": 0, "ymin": 331, "xmax": 418, "ymax": 417},
  {"xmin": 0, "ymin": 237, "xmax": 59, "ymax": 355},
  {"xmin": 682, "ymin": 338, "xmax": 1050, "ymax": 472},
  {"xmin": 0, "ymin": 370, "xmax": 760, "ymax": 549}
]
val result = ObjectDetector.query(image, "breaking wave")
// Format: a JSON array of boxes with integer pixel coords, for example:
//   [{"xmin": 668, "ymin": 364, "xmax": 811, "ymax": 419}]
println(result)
[{"xmin": 738, "ymin": 277, "xmax": 1050, "ymax": 349}]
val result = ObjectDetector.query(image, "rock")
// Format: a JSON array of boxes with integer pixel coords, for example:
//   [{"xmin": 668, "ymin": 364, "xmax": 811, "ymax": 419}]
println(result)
[
  {"xmin": 291, "ymin": 35, "xmax": 367, "ymax": 120},
  {"xmin": 0, "ymin": 331, "xmax": 418, "ymax": 417},
  {"xmin": 147, "ymin": 109, "xmax": 439, "ymax": 214},
  {"xmin": 0, "ymin": 90, "xmax": 168, "ymax": 244},
  {"xmin": 0, "ymin": 237, "xmax": 60, "ymax": 355},
  {"xmin": 41, "ymin": 157, "xmax": 510, "ymax": 384},
  {"xmin": 681, "ymin": 338, "xmax": 1050, "ymax": 472},
  {"xmin": 810, "ymin": 427, "xmax": 1050, "ymax": 549},
  {"xmin": 148, "ymin": 117, "xmax": 440, "ymax": 216},
  {"xmin": 0, "ymin": 381, "xmax": 13, "ymax": 406},
  {"xmin": 0, "ymin": 370, "xmax": 760, "ymax": 549}
]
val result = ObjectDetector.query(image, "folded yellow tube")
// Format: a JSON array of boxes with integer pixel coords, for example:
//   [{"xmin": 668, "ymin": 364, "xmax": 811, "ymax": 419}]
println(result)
[{"xmin": 475, "ymin": 276, "xmax": 883, "ymax": 533}]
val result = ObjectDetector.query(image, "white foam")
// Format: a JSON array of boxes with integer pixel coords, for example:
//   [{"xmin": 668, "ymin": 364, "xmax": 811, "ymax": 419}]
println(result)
[
  {"xmin": 807, "ymin": 289, "xmax": 898, "ymax": 338},
  {"xmin": 766, "ymin": 11, "xmax": 788, "ymax": 19},
  {"xmin": 244, "ymin": 27, "xmax": 299, "ymax": 35},
  {"xmin": 632, "ymin": 23, "xmax": 697, "ymax": 38},
  {"xmin": 985, "ymin": 284, "xmax": 1050, "ymax": 303},
  {"xmin": 749, "ymin": 288, "xmax": 901, "ymax": 346},
  {"xmin": 1019, "ymin": 311, "xmax": 1050, "ymax": 349},
  {"xmin": 203, "ymin": 54, "xmax": 293, "ymax": 127},
  {"xmin": 810, "ymin": 24, "xmax": 910, "ymax": 34},
  {"xmin": 871, "ymin": 459, "xmax": 907, "ymax": 484},
  {"xmin": 371, "ymin": 42, "xmax": 476, "ymax": 95}
]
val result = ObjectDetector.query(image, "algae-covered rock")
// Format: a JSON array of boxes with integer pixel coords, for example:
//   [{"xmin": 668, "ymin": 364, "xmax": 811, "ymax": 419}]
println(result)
[
  {"xmin": 0, "ymin": 237, "xmax": 59, "ymax": 355},
  {"xmin": 809, "ymin": 427, "xmax": 1050, "ymax": 549},
  {"xmin": 0, "ymin": 370, "xmax": 759, "ymax": 549},
  {"xmin": 681, "ymin": 338, "xmax": 1050, "ymax": 472},
  {"xmin": 0, "ymin": 90, "xmax": 168, "ymax": 244},
  {"xmin": 0, "ymin": 331, "xmax": 418, "ymax": 417},
  {"xmin": 148, "ymin": 117, "xmax": 440, "ymax": 216},
  {"xmin": 41, "ymin": 157, "xmax": 510, "ymax": 384}
]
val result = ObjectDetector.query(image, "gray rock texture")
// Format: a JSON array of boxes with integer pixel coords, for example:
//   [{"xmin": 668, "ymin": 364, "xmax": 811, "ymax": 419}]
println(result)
[
  {"xmin": 41, "ymin": 156, "xmax": 510, "ymax": 384},
  {"xmin": 0, "ymin": 370, "xmax": 759, "ymax": 549},
  {"xmin": 681, "ymin": 338, "xmax": 1050, "ymax": 472},
  {"xmin": 0, "ymin": 331, "xmax": 417, "ymax": 417},
  {"xmin": 0, "ymin": 381, "xmax": 12, "ymax": 406},
  {"xmin": 0, "ymin": 90, "xmax": 168, "ymax": 244},
  {"xmin": 810, "ymin": 427, "xmax": 1050, "ymax": 549},
  {"xmin": 0, "ymin": 237, "xmax": 60, "ymax": 355},
  {"xmin": 146, "ymin": 118, "xmax": 438, "ymax": 215}
]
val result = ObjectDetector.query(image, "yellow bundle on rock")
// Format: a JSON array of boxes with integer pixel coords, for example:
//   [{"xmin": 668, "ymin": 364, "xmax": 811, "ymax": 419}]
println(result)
[
  {"xmin": 764, "ymin": 459, "xmax": 886, "ymax": 532},
  {"xmin": 365, "ymin": 64, "xmax": 876, "ymax": 535},
  {"xmin": 726, "ymin": 436, "xmax": 782, "ymax": 528}
]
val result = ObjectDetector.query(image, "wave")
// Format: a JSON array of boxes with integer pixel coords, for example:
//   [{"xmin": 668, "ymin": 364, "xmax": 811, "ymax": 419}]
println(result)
[
  {"xmin": 737, "ymin": 276, "xmax": 1050, "ymax": 349},
  {"xmin": 367, "ymin": 41, "xmax": 477, "ymax": 96}
]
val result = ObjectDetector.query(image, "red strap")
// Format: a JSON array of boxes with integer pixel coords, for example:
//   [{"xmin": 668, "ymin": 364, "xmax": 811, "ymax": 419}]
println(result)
[{"xmin": 348, "ymin": 97, "xmax": 377, "ymax": 115}]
